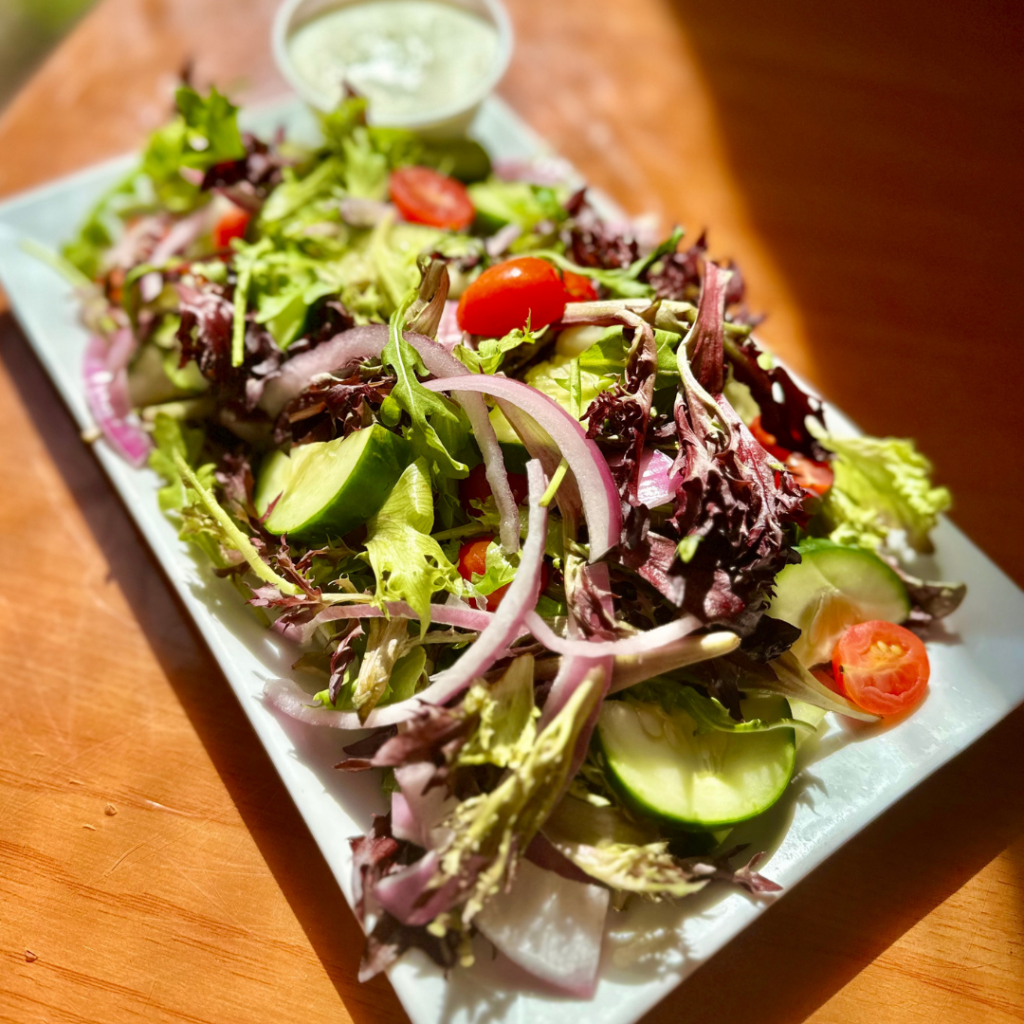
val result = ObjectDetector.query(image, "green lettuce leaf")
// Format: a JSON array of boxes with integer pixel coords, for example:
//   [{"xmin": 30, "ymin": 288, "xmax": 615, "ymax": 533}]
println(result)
[
  {"xmin": 464, "ymin": 539, "xmax": 518, "ymax": 598},
  {"xmin": 148, "ymin": 412, "xmax": 211, "ymax": 511},
  {"xmin": 624, "ymin": 678, "xmax": 815, "ymax": 735},
  {"xmin": 816, "ymin": 434, "xmax": 951, "ymax": 553},
  {"xmin": 457, "ymin": 654, "xmax": 539, "ymax": 769},
  {"xmin": 432, "ymin": 670, "xmax": 603, "ymax": 929},
  {"xmin": 454, "ymin": 325, "xmax": 537, "ymax": 375},
  {"xmin": 363, "ymin": 458, "xmax": 463, "ymax": 631},
  {"xmin": 466, "ymin": 179, "xmax": 568, "ymax": 231},
  {"xmin": 173, "ymin": 85, "xmax": 246, "ymax": 170}
]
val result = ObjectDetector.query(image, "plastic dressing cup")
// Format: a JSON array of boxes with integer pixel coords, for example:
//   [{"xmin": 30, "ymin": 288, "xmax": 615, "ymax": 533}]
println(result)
[{"xmin": 272, "ymin": 0, "xmax": 513, "ymax": 136}]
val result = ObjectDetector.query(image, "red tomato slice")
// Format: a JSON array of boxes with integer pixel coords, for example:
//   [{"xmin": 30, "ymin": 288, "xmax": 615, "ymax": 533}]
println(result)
[
  {"xmin": 562, "ymin": 269, "xmax": 598, "ymax": 302},
  {"xmin": 786, "ymin": 451, "xmax": 834, "ymax": 496},
  {"xmin": 832, "ymin": 620, "xmax": 930, "ymax": 716},
  {"xmin": 212, "ymin": 205, "xmax": 251, "ymax": 249},
  {"xmin": 457, "ymin": 535, "xmax": 549, "ymax": 611},
  {"xmin": 389, "ymin": 166, "xmax": 474, "ymax": 231},
  {"xmin": 457, "ymin": 257, "xmax": 567, "ymax": 337},
  {"xmin": 458, "ymin": 537, "xmax": 492, "ymax": 581},
  {"xmin": 748, "ymin": 415, "xmax": 792, "ymax": 462},
  {"xmin": 459, "ymin": 463, "xmax": 530, "ymax": 515}
]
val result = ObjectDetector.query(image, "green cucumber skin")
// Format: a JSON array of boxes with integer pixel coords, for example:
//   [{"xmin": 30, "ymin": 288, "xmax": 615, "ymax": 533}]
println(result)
[
  {"xmin": 597, "ymin": 697, "xmax": 796, "ymax": 832},
  {"xmin": 305, "ymin": 428, "xmax": 411, "ymax": 541},
  {"xmin": 265, "ymin": 427, "xmax": 412, "ymax": 543},
  {"xmin": 498, "ymin": 441, "xmax": 530, "ymax": 475},
  {"xmin": 771, "ymin": 542, "xmax": 910, "ymax": 624}
]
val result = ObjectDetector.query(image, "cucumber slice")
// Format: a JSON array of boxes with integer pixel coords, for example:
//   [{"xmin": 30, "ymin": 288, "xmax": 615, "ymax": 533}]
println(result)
[
  {"xmin": 261, "ymin": 426, "xmax": 412, "ymax": 542},
  {"xmin": 597, "ymin": 695, "xmax": 796, "ymax": 831},
  {"xmin": 768, "ymin": 539, "xmax": 910, "ymax": 667},
  {"xmin": 498, "ymin": 441, "xmax": 530, "ymax": 475}
]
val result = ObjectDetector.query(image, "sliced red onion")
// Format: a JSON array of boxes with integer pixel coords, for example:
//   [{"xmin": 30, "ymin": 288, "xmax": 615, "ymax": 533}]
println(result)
[
  {"xmin": 524, "ymin": 610, "xmax": 701, "ymax": 658},
  {"xmin": 484, "ymin": 223, "xmax": 522, "ymax": 258},
  {"xmin": 498, "ymin": 401, "xmax": 584, "ymax": 536},
  {"xmin": 83, "ymin": 330, "xmax": 151, "ymax": 467},
  {"xmin": 339, "ymin": 196, "xmax": 396, "ymax": 228},
  {"xmin": 272, "ymin": 599, "xmax": 503, "ymax": 646},
  {"xmin": 374, "ymin": 851, "xmax": 464, "ymax": 927},
  {"xmin": 402, "ymin": 334, "xmax": 520, "ymax": 554},
  {"xmin": 149, "ymin": 205, "xmax": 215, "ymax": 266},
  {"xmin": 258, "ymin": 324, "xmax": 389, "ymax": 417},
  {"xmin": 474, "ymin": 858, "xmax": 609, "ymax": 998},
  {"xmin": 264, "ymin": 461, "xmax": 548, "ymax": 730},
  {"xmin": 391, "ymin": 762, "xmax": 456, "ymax": 849},
  {"xmin": 409, "ymin": 459, "xmax": 548, "ymax": 698},
  {"xmin": 638, "ymin": 448, "xmax": 680, "ymax": 508},
  {"xmin": 435, "ymin": 300, "xmax": 464, "ymax": 351},
  {"xmin": 424, "ymin": 376, "xmax": 621, "ymax": 560},
  {"xmin": 608, "ymin": 631, "xmax": 742, "ymax": 694}
]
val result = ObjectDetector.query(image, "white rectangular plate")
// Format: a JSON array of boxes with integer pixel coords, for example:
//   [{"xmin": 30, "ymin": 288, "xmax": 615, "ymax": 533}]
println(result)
[{"xmin": 1, "ymin": 95, "xmax": 1022, "ymax": 1024}]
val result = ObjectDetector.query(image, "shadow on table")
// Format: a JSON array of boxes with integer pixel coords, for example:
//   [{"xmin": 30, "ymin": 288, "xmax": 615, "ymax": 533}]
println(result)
[
  {"xmin": 0, "ymin": 310, "xmax": 410, "ymax": 1024},
  {"xmin": 662, "ymin": 0, "xmax": 1024, "ymax": 585}
]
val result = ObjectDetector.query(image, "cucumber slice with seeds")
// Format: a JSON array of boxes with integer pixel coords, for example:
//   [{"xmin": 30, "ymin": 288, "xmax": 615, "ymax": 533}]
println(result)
[
  {"xmin": 768, "ymin": 539, "xmax": 910, "ymax": 667},
  {"xmin": 597, "ymin": 694, "xmax": 796, "ymax": 831}
]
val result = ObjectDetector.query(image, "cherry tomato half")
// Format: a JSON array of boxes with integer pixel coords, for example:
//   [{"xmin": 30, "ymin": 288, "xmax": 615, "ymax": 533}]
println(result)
[
  {"xmin": 212, "ymin": 205, "xmax": 251, "ymax": 249},
  {"xmin": 457, "ymin": 535, "xmax": 549, "ymax": 611},
  {"xmin": 459, "ymin": 463, "xmax": 530, "ymax": 515},
  {"xmin": 786, "ymin": 451, "xmax": 835, "ymax": 496},
  {"xmin": 389, "ymin": 166, "xmax": 475, "ymax": 231},
  {"xmin": 832, "ymin": 620, "xmax": 930, "ymax": 716},
  {"xmin": 562, "ymin": 269, "xmax": 599, "ymax": 302},
  {"xmin": 749, "ymin": 416, "xmax": 833, "ymax": 495},
  {"xmin": 457, "ymin": 257, "xmax": 567, "ymax": 337},
  {"xmin": 749, "ymin": 415, "xmax": 793, "ymax": 463}
]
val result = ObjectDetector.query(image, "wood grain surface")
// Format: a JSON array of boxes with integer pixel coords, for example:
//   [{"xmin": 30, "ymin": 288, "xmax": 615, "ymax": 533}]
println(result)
[{"xmin": 0, "ymin": 2, "xmax": 1021, "ymax": 1023}]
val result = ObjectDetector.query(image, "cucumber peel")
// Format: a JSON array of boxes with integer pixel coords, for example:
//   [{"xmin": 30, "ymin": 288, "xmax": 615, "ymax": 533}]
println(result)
[{"xmin": 261, "ymin": 425, "xmax": 412, "ymax": 542}]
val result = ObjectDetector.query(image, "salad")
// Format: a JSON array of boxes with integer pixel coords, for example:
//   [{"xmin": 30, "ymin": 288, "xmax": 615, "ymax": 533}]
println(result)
[{"xmin": 60, "ymin": 84, "xmax": 965, "ymax": 995}]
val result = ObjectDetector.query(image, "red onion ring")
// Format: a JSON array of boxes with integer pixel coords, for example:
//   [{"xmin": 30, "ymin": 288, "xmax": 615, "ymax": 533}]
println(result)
[
  {"xmin": 258, "ymin": 324, "xmax": 390, "ymax": 418},
  {"xmin": 637, "ymin": 448, "xmax": 680, "ymax": 508},
  {"xmin": 524, "ymin": 610, "xmax": 702, "ymax": 658},
  {"xmin": 272, "ymin": 599, "xmax": 523, "ymax": 646},
  {"xmin": 83, "ymin": 330, "xmax": 151, "ymax": 467},
  {"xmin": 423, "ymin": 375, "xmax": 621, "ymax": 560}
]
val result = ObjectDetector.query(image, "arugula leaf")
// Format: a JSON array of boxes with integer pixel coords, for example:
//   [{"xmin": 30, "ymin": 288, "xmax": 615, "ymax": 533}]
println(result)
[
  {"xmin": 174, "ymin": 85, "xmax": 246, "ymax": 170},
  {"xmin": 382, "ymin": 296, "xmax": 470, "ymax": 478},
  {"xmin": 363, "ymin": 459, "xmax": 463, "ymax": 631}
]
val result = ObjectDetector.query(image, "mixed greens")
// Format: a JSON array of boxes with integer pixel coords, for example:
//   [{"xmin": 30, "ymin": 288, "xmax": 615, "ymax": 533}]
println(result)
[{"xmin": 62, "ymin": 84, "xmax": 964, "ymax": 993}]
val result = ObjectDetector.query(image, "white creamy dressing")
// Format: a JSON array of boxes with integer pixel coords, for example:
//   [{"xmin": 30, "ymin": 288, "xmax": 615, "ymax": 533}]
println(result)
[{"xmin": 286, "ymin": 1, "xmax": 500, "ymax": 120}]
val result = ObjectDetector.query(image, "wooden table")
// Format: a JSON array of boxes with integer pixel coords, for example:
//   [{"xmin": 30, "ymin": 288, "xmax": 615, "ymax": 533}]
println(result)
[{"xmin": 1, "ymin": 2, "xmax": 1020, "ymax": 1022}]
